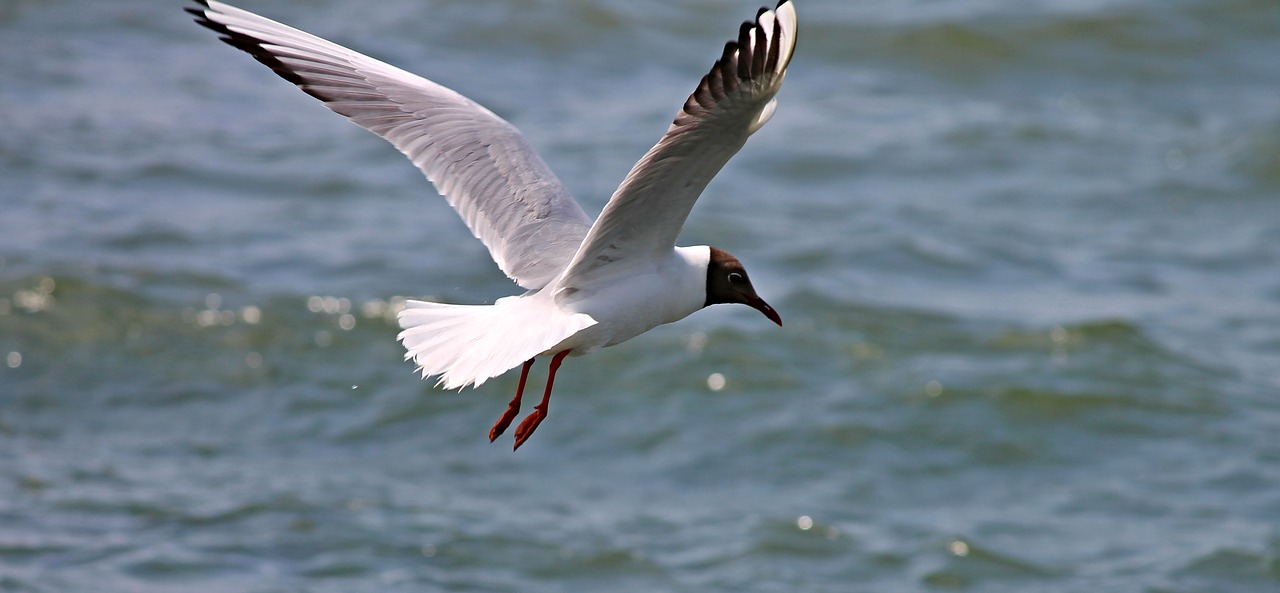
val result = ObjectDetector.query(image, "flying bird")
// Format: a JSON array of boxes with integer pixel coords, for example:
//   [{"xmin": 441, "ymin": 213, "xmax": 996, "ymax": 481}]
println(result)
[{"xmin": 189, "ymin": 0, "xmax": 797, "ymax": 449}]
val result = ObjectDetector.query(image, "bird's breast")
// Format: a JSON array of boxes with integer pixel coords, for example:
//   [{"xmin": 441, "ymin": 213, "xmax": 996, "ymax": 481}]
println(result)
[{"xmin": 550, "ymin": 249, "xmax": 708, "ymax": 354}]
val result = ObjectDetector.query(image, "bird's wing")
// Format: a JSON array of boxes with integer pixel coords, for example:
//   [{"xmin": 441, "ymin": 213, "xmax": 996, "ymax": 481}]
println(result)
[
  {"xmin": 554, "ymin": 1, "xmax": 797, "ymax": 297},
  {"xmin": 188, "ymin": 0, "xmax": 594, "ymax": 290}
]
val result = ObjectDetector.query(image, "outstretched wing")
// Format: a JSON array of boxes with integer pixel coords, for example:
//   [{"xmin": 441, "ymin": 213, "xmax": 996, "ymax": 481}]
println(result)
[
  {"xmin": 189, "ymin": 0, "xmax": 594, "ymax": 289},
  {"xmin": 555, "ymin": 1, "xmax": 797, "ymax": 295}
]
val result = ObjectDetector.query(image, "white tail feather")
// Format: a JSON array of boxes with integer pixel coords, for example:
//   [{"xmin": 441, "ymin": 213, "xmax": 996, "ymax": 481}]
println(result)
[{"xmin": 397, "ymin": 296, "xmax": 596, "ymax": 389}]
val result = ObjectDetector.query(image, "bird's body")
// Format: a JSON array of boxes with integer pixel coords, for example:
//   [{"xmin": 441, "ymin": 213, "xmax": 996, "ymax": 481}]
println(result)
[
  {"xmin": 398, "ymin": 245, "xmax": 711, "ymax": 389},
  {"xmin": 553, "ymin": 246, "xmax": 713, "ymax": 353},
  {"xmin": 189, "ymin": 0, "xmax": 797, "ymax": 448}
]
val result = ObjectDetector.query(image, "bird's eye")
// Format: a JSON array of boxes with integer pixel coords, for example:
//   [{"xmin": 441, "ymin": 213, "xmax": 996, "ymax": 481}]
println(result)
[{"xmin": 728, "ymin": 272, "xmax": 744, "ymax": 284}]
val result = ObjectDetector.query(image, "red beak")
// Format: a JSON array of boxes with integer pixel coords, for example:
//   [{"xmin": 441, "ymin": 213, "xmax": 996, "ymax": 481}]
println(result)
[{"xmin": 748, "ymin": 297, "xmax": 782, "ymax": 327}]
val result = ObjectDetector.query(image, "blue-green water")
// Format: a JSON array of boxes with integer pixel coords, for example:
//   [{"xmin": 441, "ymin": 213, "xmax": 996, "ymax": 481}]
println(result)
[{"xmin": 3, "ymin": 0, "xmax": 1280, "ymax": 591}]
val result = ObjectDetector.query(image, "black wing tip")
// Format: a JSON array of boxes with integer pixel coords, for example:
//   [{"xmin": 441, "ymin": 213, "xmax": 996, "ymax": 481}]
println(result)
[
  {"xmin": 675, "ymin": 1, "xmax": 793, "ymax": 127},
  {"xmin": 721, "ymin": 39, "xmax": 738, "ymax": 60},
  {"xmin": 186, "ymin": 1, "xmax": 333, "ymax": 101},
  {"xmin": 186, "ymin": 1, "xmax": 225, "ymax": 35}
]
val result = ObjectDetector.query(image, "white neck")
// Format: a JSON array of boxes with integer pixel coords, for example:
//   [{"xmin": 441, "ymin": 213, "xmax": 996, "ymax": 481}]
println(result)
[
  {"xmin": 666, "ymin": 245, "xmax": 712, "ymax": 319},
  {"xmin": 674, "ymin": 244, "xmax": 712, "ymax": 275}
]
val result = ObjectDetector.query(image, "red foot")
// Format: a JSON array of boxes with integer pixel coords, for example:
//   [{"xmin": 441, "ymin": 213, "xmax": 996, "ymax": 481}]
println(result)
[
  {"xmin": 510, "ymin": 349, "xmax": 571, "ymax": 451},
  {"xmin": 489, "ymin": 359, "xmax": 534, "ymax": 442},
  {"xmin": 489, "ymin": 402, "xmax": 520, "ymax": 442},
  {"xmin": 512, "ymin": 406, "xmax": 546, "ymax": 450}
]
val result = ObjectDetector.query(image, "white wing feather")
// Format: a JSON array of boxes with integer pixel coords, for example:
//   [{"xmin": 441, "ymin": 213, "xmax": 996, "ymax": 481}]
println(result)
[
  {"xmin": 554, "ymin": 1, "xmax": 797, "ymax": 297},
  {"xmin": 190, "ymin": 0, "xmax": 594, "ymax": 289}
]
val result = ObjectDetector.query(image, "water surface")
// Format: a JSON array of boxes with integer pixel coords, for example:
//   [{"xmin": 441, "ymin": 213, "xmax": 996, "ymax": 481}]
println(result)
[{"xmin": 2, "ymin": 0, "xmax": 1279, "ymax": 591}]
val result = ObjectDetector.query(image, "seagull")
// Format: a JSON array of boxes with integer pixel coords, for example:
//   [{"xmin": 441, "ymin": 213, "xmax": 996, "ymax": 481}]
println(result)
[{"xmin": 189, "ymin": 0, "xmax": 797, "ymax": 449}]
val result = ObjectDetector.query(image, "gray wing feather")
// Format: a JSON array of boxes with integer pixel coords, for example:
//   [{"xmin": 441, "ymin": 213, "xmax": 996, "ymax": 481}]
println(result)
[
  {"xmin": 189, "ymin": 0, "xmax": 593, "ymax": 289},
  {"xmin": 554, "ymin": 1, "xmax": 797, "ymax": 295}
]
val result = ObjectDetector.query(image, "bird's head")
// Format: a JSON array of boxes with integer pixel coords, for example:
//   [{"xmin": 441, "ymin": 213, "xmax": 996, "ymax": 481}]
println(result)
[{"xmin": 704, "ymin": 247, "xmax": 782, "ymax": 326}]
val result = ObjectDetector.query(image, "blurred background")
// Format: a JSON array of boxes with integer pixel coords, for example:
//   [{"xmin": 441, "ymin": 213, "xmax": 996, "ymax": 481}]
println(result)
[{"xmin": 2, "ymin": 0, "xmax": 1279, "ymax": 591}]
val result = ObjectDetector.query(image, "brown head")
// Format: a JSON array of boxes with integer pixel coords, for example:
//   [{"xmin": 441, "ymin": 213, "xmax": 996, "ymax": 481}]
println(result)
[{"xmin": 703, "ymin": 247, "xmax": 782, "ymax": 326}]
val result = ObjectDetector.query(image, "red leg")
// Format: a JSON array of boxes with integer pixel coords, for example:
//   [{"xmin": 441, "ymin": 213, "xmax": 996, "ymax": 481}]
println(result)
[
  {"xmin": 513, "ymin": 349, "xmax": 571, "ymax": 450},
  {"xmin": 489, "ymin": 358, "xmax": 534, "ymax": 442}
]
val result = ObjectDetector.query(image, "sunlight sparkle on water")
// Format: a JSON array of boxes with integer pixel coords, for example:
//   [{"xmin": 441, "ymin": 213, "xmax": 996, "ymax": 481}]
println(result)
[
  {"xmin": 360, "ymin": 297, "xmax": 408, "ymax": 322},
  {"xmin": 686, "ymin": 331, "xmax": 707, "ymax": 354},
  {"xmin": 307, "ymin": 296, "xmax": 351, "ymax": 315},
  {"xmin": 14, "ymin": 277, "xmax": 56, "ymax": 313}
]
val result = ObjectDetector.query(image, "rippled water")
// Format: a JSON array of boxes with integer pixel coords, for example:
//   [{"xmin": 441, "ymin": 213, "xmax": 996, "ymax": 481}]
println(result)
[{"xmin": 3, "ymin": 0, "xmax": 1279, "ymax": 591}]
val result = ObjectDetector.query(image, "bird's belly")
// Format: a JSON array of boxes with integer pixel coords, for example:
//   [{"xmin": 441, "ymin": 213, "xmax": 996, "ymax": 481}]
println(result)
[{"xmin": 546, "ymin": 279, "xmax": 702, "ymax": 356}]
